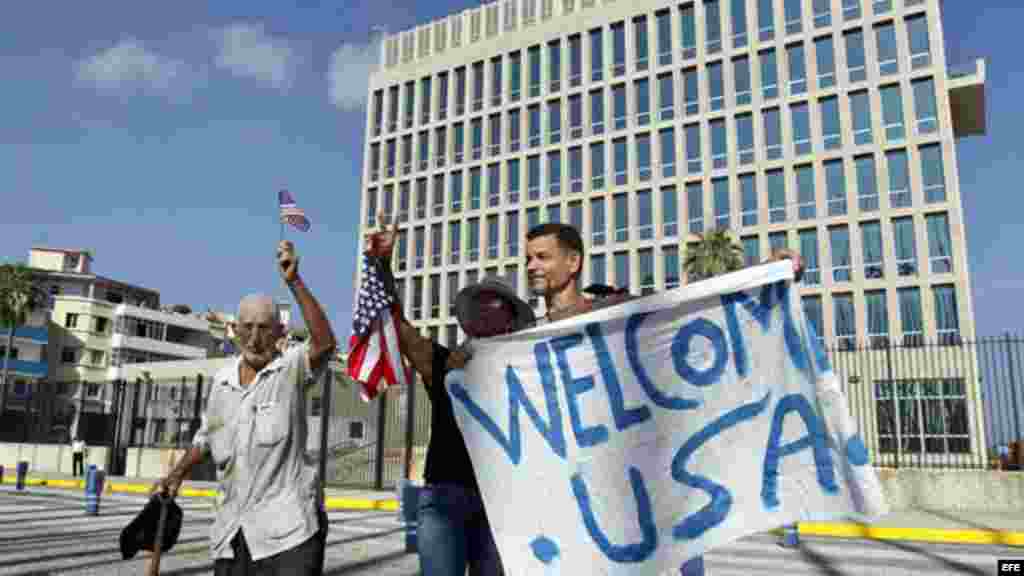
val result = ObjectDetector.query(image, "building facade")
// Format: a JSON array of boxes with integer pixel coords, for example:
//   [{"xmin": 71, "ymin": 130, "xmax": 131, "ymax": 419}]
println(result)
[{"xmin": 359, "ymin": 0, "xmax": 988, "ymax": 465}]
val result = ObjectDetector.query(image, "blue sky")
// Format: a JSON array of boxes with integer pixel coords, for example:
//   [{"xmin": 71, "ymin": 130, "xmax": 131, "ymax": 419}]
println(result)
[{"xmin": 0, "ymin": 1, "xmax": 1019, "ymax": 339}]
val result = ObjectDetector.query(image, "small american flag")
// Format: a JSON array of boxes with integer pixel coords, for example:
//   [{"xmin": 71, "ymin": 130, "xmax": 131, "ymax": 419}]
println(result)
[
  {"xmin": 347, "ymin": 254, "xmax": 409, "ymax": 402},
  {"xmin": 279, "ymin": 189, "xmax": 311, "ymax": 232}
]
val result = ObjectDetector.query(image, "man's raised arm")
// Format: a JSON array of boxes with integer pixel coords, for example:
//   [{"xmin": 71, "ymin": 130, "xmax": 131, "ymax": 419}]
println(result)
[{"xmin": 278, "ymin": 240, "xmax": 338, "ymax": 372}]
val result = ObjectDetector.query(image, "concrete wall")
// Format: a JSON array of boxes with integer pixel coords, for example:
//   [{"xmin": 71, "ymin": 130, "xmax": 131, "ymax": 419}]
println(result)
[
  {"xmin": 878, "ymin": 468, "xmax": 1024, "ymax": 513},
  {"xmin": 0, "ymin": 442, "xmax": 108, "ymax": 475}
]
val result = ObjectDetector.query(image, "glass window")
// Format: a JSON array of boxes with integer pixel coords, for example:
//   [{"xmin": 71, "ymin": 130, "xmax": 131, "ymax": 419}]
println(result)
[
  {"xmin": 815, "ymin": 35, "xmax": 836, "ymax": 89},
  {"xmin": 569, "ymin": 93, "xmax": 583, "ymax": 139},
  {"xmin": 569, "ymin": 34, "xmax": 582, "ymax": 87},
  {"xmin": 662, "ymin": 185, "xmax": 679, "ymax": 237},
  {"xmin": 399, "ymin": 181, "xmax": 411, "ymax": 222},
  {"xmin": 713, "ymin": 178, "xmax": 730, "ymax": 230},
  {"xmin": 549, "ymin": 39, "xmax": 562, "ymax": 92},
  {"xmin": 439, "ymin": 72, "xmax": 449, "ymax": 119},
  {"xmin": 758, "ymin": 0, "xmax": 775, "ymax": 41},
  {"xmin": 612, "ymin": 21, "xmax": 626, "ymax": 77},
  {"xmin": 907, "ymin": 14, "xmax": 932, "ymax": 69},
  {"xmin": 635, "ymin": 15, "xmax": 650, "ymax": 70},
  {"xmin": 529, "ymin": 45, "xmax": 542, "ymax": 97},
  {"xmin": 569, "ymin": 146, "xmax": 584, "ymax": 194},
  {"xmin": 614, "ymin": 192, "xmax": 629, "ymax": 242},
  {"xmin": 591, "ymin": 197, "xmax": 606, "ymax": 246},
  {"xmin": 590, "ymin": 28, "xmax": 604, "ymax": 82},
  {"xmin": 820, "ymin": 96, "xmax": 842, "ymax": 150},
  {"xmin": 833, "ymin": 293, "xmax": 856, "ymax": 350},
  {"xmin": 639, "ymin": 248, "xmax": 655, "ymax": 294},
  {"xmin": 402, "ymin": 135, "xmax": 413, "ymax": 175},
  {"xmin": 507, "ymin": 211, "xmax": 520, "ymax": 257},
  {"xmin": 710, "ymin": 119, "xmax": 727, "ymax": 170},
  {"xmin": 591, "ymin": 88, "xmax": 605, "ymax": 135},
  {"xmin": 548, "ymin": 150, "xmax": 562, "ymax": 196},
  {"xmin": 637, "ymin": 133, "xmax": 652, "ymax": 182},
  {"xmin": 472, "ymin": 62, "xmax": 484, "ymax": 111},
  {"xmin": 528, "ymin": 105, "xmax": 541, "ymax": 148},
  {"xmin": 873, "ymin": 0, "xmax": 892, "ymax": 15},
  {"xmin": 886, "ymin": 149, "xmax": 911, "ymax": 208},
  {"xmin": 705, "ymin": 0, "xmax": 722, "ymax": 54},
  {"xmin": 803, "ymin": 295, "xmax": 824, "ymax": 343},
  {"xmin": 850, "ymin": 90, "xmax": 873, "ymax": 146},
  {"xmin": 506, "ymin": 109, "xmax": 520, "ymax": 153},
  {"xmin": 470, "ymin": 167, "xmax": 482, "ymax": 210},
  {"xmin": 683, "ymin": 68, "xmax": 700, "ymax": 115},
  {"xmin": 487, "ymin": 215, "xmax": 499, "ymax": 259},
  {"xmin": 875, "ymin": 22, "xmax": 899, "ymax": 76},
  {"xmin": 862, "ymin": 220, "xmax": 884, "ymax": 279},
  {"xmin": 658, "ymin": 73, "xmax": 675, "ymax": 121},
  {"xmin": 687, "ymin": 182, "xmax": 704, "ymax": 233},
  {"xmin": 614, "ymin": 251, "xmax": 630, "ymax": 289},
  {"xmin": 569, "ymin": 200, "xmax": 584, "ymax": 230},
  {"xmin": 708, "ymin": 62, "xmax": 724, "ymax": 111},
  {"xmin": 489, "ymin": 114, "xmax": 501, "ymax": 156},
  {"xmin": 507, "ymin": 158, "xmax": 521, "ymax": 204},
  {"xmin": 591, "ymin": 253, "xmax": 607, "ymax": 285},
  {"xmin": 740, "ymin": 173, "xmax": 757, "ymax": 227},
  {"xmin": 933, "ymin": 285, "xmax": 960, "ymax": 345},
  {"xmin": 920, "ymin": 143, "xmax": 946, "ymax": 203},
  {"xmin": 881, "ymin": 84, "xmax": 905, "ymax": 141},
  {"xmin": 926, "ymin": 212, "xmax": 953, "ymax": 274},
  {"xmin": 591, "ymin": 141, "xmax": 606, "ymax": 190},
  {"xmin": 732, "ymin": 0, "xmax": 748, "ymax": 48},
  {"xmin": 686, "ymin": 123, "xmax": 701, "ymax": 173},
  {"xmin": 845, "ymin": 29, "xmax": 867, "ymax": 83},
  {"xmin": 799, "ymin": 228, "xmax": 821, "ymax": 285},
  {"xmin": 416, "ymin": 178, "xmax": 428, "ymax": 219},
  {"xmin": 737, "ymin": 113, "xmax": 754, "ymax": 165},
  {"xmin": 411, "ymin": 277, "xmax": 423, "ymax": 319},
  {"xmin": 454, "ymin": 122, "xmax": 467, "ymax": 162},
  {"xmin": 416, "ymin": 226, "xmax": 427, "ymax": 269},
  {"xmin": 893, "ymin": 216, "xmax": 917, "ymax": 277},
  {"xmin": 491, "ymin": 57, "xmax": 503, "ymax": 107},
  {"xmin": 432, "ymin": 174, "xmax": 445, "ymax": 216},
  {"xmin": 813, "ymin": 0, "xmax": 831, "ymax": 27},
  {"xmin": 657, "ymin": 10, "xmax": 673, "ymax": 66},
  {"xmin": 421, "ymin": 77, "xmax": 432, "ymax": 124},
  {"xmin": 528, "ymin": 155, "xmax": 541, "ymax": 200},
  {"xmin": 449, "ymin": 221, "xmax": 462, "ymax": 264},
  {"xmin": 450, "ymin": 170, "xmax": 463, "ymax": 213},
  {"xmin": 448, "ymin": 272, "xmax": 459, "ymax": 317},
  {"xmin": 510, "ymin": 51, "xmax": 522, "ymax": 101},
  {"xmin": 865, "ymin": 290, "xmax": 889, "ymax": 347},
  {"xmin": 613, "ymin": 84, "xmax": 627, "ymax": 130},
  {"xmin": 764, "ymin": 107, "xmax": 782, "ymax": 160},
  {"xmin": 830, "ymin": 225, "xmax": 851, "ymax": 282},
  {"xmin": 386, "ymin": 139, "xmax": 396, "ymax": 177},
  {"xmin": 843, "ymin": 0, "xmax": 861, "ymax": 20},
  {"xmin": 680, "ymin": 4, "xmax": 697, "ymax": 60},
  {"xmin": 660, "ymin": 127, "xmax": 677, "ymax": 178},
  {"xmin": 826, "ymin": 159, "xmax": 847, "ymax": 217},
  {"xmin": 898, "ymin": 287, "xmax": 923, "ymax": 345},
  {"xmin": 636, "ymin": 78, "xmax": 651, "ymax": 126},
  {"xmin": 791, "ymin": 102, "xmax": 811, "ymax": 156},
  {"xmin": 734, "ymin": 56, "xmax": 752, "ymax": 106},
  {"xmin": 637, "ymin": 189, "xmax": 653, "ymax": 240},
  {"xmin": 527, "ymin": 206, "xmax": 540, "ymax": 230},
  {"xmin": 547, "ymin": 203, "xmax": 561, "ymax": 224},
  {"xmin": 455, "ymin": 67, "xmax": 466, "ymax": 115},
  {"xmin": 856, "ymin": 154, "xmax": 879, "ymax": 212},
  {"xmin": 787, "ymin": 43, "xmax": 807, "ymax": 96},
  {"xmin": 742, "ymin": 235, "xmax": 760, "ymax": 266},
  {"xmin": 664, "ymin": 245, "xmax": 681, "ymax": 289},
  {"xmin": 548, "ymin": 100, "xmax": 562, "ymax": 144},
  {"xmin": 614, "ymin": 137, "xmax": 628, "ymax": 185},
  {"xmin": 784, "ymin": 0, "xmax": 803, "ymax": 35},
  {"xmin": 468, "ymin": 217, "xmax": 481, "ymax": 262},
  {"xmin": 769, "ymin": 230, "xmax": 788, "ymax": 252},
  {"xmin": 767, "ymin": 169, "xmax": 786, "ymax": 223},
  {"xmin": 796, "ymin": 164, "xmax": 816, "ymax": 220},
  {"xmin": 912, "ymin": 77, "xmax": 938, "ymax": 134}
]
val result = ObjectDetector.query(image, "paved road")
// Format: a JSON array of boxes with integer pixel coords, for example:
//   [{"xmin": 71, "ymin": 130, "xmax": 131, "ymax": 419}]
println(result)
[{"xmin": 1, "ymin": 486, "xmax": 1019, "ymax": 575}]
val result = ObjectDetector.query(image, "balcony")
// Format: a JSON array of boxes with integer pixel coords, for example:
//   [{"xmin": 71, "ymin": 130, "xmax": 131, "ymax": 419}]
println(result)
[
  {"xmin": 111, "ymin": 334, "xmax": 208, "ymax": 360},
  {"xmin": 10, "ymin": 325, "xmax": 48, "ymax": 344},
  {"xmin": 1, "ymin": 358, "xmax": 48, "ymax": 379},
  {"xmin": 948, "ymin": 58, "xmax": 987, "ymax": 138}
]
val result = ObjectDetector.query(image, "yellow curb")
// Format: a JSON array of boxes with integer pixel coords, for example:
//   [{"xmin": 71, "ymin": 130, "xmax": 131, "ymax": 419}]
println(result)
[
  {"xmin": 797, "ymin": 522, "xmax": 1024, "ymax": 547},
  {"xmin": 324, "ymin": 497, "xmax": 399, "ymax": 512}
]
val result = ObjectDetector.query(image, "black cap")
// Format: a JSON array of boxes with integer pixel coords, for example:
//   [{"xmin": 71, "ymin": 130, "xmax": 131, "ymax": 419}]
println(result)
[{"xmin": 119, "ymin": 495, "xmax": 183, "ymax": 560}]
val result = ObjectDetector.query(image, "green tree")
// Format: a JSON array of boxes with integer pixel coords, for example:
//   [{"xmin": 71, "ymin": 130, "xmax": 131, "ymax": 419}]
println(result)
[
  {"xmin": 684, "ymin": 229, "xmax": 744, "ymax": 282},
  {"xmin": 0, "ymin": 263, "xmax": 47, "ymax": 415}
]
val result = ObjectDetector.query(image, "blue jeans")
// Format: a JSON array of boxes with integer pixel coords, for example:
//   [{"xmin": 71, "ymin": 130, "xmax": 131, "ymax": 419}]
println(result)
[{"xmin": 418, "ymin": 484, "xmax": 504, "ymax": 576}]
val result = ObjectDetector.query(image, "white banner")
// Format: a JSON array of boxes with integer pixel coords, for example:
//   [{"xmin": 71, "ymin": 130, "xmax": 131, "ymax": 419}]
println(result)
[{"xmin": 446, "ymin": 262, "xmax": 889, "ymax": 575}]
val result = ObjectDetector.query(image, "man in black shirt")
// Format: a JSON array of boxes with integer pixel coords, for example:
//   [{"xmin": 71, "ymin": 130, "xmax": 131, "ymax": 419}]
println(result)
[{"xmin": 365, "ymin": 218, "xmax": 532, "ymax": 576}]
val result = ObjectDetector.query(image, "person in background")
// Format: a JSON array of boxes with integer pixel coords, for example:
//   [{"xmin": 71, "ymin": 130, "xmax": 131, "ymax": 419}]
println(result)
[{"xmin": 71, "ymin": 436, "xmax": 86, "ymax": 477}]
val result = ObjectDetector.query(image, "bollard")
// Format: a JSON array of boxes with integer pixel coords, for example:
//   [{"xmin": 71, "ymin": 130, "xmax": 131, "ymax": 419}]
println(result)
[
  {"xmin": 400, "ymin": 483, "xmax": 421, "ymax": 554},
  {"xmin": 680, "ymin": 555, "xmax": 705, "ymax": 575},
  {"xmin": 85, "ymin": 465, "xmax": 106, "ymax": 515},
  {"xmin": 0, "ymin": 464, "xmax": 4, "ymax": 486},
  {"xmin": 780, "ymin": 523, "xmax": 800, "ymax": 548},
  {"xmin": 15, "ymin": 461, "xmax": 28, "ymax": 491}
]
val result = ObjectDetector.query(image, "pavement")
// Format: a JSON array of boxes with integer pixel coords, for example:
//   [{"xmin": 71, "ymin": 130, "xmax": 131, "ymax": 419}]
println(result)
[
  {"xmin": 1, "ymin": 485, "xmax": 1021, "ymax": 576},
  {"xmin": 4, "ymin": 470, "xmax": 1024, "ymax": 548}
]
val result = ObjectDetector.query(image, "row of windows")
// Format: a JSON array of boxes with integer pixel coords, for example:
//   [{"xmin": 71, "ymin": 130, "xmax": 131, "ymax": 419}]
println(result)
[
  {"xmin": 370, "ymin": 5, "xmax": 931, "ymax": 137},
  {"xmin": 368, "ymin": 75, "xmax": 941, "ymax": 188},
  {"xmin": 369, "ymin": 142, "xmax": 950, "ymax": 244}
]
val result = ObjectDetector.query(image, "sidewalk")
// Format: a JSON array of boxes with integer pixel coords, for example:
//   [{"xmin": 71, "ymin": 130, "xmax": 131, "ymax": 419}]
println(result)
[{"xmin": 4, "ymin": 471, "xmax": 1023, "ymax": 546}]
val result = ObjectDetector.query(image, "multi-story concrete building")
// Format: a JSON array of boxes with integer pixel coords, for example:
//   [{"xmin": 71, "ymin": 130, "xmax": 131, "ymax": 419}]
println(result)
[{"xmin": 359, "ymin": 0, "xmax": 987, "ymax": 466}]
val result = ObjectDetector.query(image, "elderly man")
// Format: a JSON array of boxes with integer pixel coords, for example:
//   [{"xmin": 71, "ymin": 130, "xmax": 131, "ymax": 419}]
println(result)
[
  {"xmin": 154, "ymin": 240, "xmax": 337, "ymax": 576},
  {"xmin": 365, "ymin": 217, "xmax": 531, "ymax": 576}
]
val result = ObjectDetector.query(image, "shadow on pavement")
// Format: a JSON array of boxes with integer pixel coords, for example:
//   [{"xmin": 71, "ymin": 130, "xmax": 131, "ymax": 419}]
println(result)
[
  {"xmin": 324, "ymin": 550, "xmax": 412, "ymax": 575},
  {"xmin": 871, "ymin": 538, "xmax": 989, "ymax": 575},
  {"xmin": 795, "ymin": 541, "xmax": 849, "ymax": 576}
]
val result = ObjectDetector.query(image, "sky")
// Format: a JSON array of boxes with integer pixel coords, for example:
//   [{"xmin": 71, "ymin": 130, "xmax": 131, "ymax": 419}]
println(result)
[{"xmin": 0, "ymin": 1, "xmax": 1019, "ymax": 340}]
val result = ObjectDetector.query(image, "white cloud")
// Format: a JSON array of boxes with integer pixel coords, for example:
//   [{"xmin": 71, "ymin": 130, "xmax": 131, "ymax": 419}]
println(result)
[
  {"xmin": 214, "ymin": 23, "xmax": 295, "ymax": 91},
  {"xmin": 75, "ymin": 39, "xmax": 191, "ymax": 95},
  {"xmin": 328, "ymin": 36, "xmax": 382, "ymax": 111}
]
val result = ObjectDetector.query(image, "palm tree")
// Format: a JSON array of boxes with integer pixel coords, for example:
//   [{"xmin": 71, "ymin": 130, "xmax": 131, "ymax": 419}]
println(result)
[
  {"xmin": 0, "ymin": 262, "xmax": 47, "ymax": 415},
  {"xmin": 684, "ymin": 228, "xmax": 744, "ymax": 282}
]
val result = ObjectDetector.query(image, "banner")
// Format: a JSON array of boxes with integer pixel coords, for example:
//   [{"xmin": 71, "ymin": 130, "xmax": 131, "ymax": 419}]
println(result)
[{"xmin": 446, "ymin": 262, "xmax": 888, "ymax": 575}]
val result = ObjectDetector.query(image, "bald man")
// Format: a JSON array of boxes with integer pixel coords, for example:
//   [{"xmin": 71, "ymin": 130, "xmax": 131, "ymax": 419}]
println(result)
[{"xmin": 154, "ymin": 241, "xmax": 337, "ymax": 575}]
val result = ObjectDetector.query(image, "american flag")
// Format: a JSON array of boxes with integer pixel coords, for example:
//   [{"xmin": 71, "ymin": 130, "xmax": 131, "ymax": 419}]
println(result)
[
  {"xmin": 279, "ymin": 189, "xmax": 311, "ymax": 232},
  {"xmin": 347, "ymin": 254, "xmax": 409, "ymax": 402}
]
